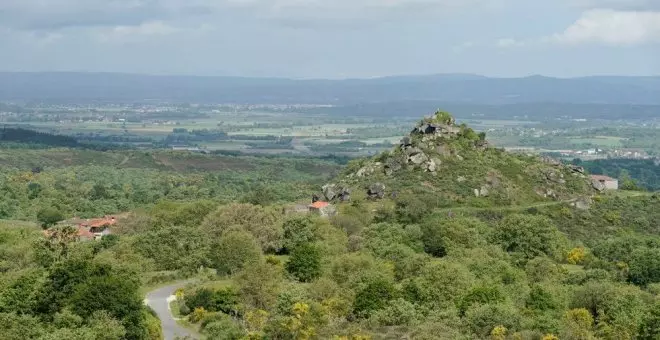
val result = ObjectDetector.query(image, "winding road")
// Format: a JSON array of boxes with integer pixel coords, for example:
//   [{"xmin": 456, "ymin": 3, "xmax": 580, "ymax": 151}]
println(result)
[{"xmin": 145, "ymin": 283, "xmax": 199, "ymax": 340}]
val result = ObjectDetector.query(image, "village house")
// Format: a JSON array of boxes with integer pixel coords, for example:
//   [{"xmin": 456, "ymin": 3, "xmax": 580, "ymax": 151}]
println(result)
[
  {"xmin": 79, "ymin": 216, "xmax": 116, "ymax": 240},
  {"xmin": 590, "ymin": 175, "xmax": 619, "ymax": 190},
  {"xmin": 46, "ymin": 215, "xmax": 117, "ymax": 242},
  {"xmin": 308, "ymin": 201, "xmax": 336, "ymax": 218}
]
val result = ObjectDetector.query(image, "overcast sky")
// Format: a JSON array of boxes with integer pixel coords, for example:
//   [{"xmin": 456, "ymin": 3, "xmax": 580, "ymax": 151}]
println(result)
[{"xmin": 1, "ymin": 0, "xmax": 659, "ymax": 78}]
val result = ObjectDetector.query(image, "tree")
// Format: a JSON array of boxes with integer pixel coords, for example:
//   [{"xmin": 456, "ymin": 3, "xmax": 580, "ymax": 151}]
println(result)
[
  {"xmin": 619, "ymin": 170, "xmax": 642, "ymax": 191},
  {"xmin": 37, "ymin": 207, "xmax": 64, "ymax": 228},
  {"xmin": 492, "ymin": 214, "xmax": 567, "ymax": 261},
  {"xmin": 627, "ymin": 247, "xmax": 660, "ymax": 286},
  {"xmin": 639, "ymin": 302, "xmax": 660, "ymax": 340},
  {"xmin": 68, "ymin": 272, "xmax": 146, "ymax": 340},
  {"xmin": 421, "ymin": 217, "xmax": 487, "ymax": 257},
  {"xmin": 286, "ymin": 244, "xmax": 322, "ymax": 283},
  {"xmin": 458, "ymin": 285, "xmax": 505, "ymax": 315},
  {"xmin": 211, "ymin": 230, "xmax": 262, "ymax": 276},
  {"xmin": 282, "ymin": 216, "xmax": 318, "ymax": 252},
  {"xmin": 465, "ymin": 304, "xmax": 521, "ymax": 338},
  {"xmin": 525, "ymin": 285, "xmax": 558, "ymax": 312},
  {"xmin": 202, "ymin": 203, "xmax": 283, "ymax": 253},
  {"xmin": 405, "ymin": 261, "xmax": 474, "ymax": 309},
  {"xmin": 235, "ymin": 262, "xmax": 283, "ymax": 310},
  {"xmin": 559, "ymin": 309, "xmax": 595, "ymax": 340},
  {"xmin": 134, "ymin": 225, "xmax": 210, "ymax": 272},
  {"xmin": 202, "ymin": 315, "xmax": 245, "ymax": 340},
  {"xmin": 353, "ymin": 278, "xmax": 396, "ymax": 318}
]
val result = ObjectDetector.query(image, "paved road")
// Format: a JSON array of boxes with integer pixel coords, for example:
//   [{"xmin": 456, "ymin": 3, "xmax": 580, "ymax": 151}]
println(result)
[{"xmin": 145, "ymin": 283, "xmax": 198, "ymax": 340}]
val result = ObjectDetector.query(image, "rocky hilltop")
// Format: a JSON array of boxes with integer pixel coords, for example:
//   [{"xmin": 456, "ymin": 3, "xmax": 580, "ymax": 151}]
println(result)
[{"xmin": 321, "ymin": 111, "xmax": 595, "ymax": 207}]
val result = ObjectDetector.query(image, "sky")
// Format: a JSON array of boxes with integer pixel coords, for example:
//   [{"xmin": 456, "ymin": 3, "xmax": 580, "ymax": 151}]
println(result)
[{"xmin": 0, "ymin": 0, "xmax": 659, "ymax": 78}]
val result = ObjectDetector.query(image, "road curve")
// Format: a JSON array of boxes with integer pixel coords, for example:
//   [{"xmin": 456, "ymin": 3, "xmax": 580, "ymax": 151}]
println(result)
[{"xmin": 145, "ymin": 282, "xmax": 199, "ymax": 340}]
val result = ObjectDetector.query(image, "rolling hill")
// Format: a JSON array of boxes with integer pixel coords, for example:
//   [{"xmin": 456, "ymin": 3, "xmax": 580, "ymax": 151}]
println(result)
[
  {"xmin": 1, "ymin": 72, "xmax": 659, "ymax": 105},
  {"xmin": 320, "ymin": 111, "xmax": 596, "ymax": 209}
]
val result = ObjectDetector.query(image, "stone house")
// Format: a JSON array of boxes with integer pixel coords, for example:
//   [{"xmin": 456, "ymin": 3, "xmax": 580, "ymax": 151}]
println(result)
[{"xmin": 590, "ymin": 175, "xmax": 619, "ymax": 190}]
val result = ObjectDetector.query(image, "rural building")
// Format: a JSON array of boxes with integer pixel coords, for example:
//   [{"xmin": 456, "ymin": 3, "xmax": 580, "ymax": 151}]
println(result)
[
  {"xmin": 46, "ymin": 216, "xmax": 117, "ymax": 241},
  {"xmin": 590, "ymin": 175, "xmax": 619, "ymax": 190},
  {"xmin": 76, "ymin": 226, "xmax": 96, "ymax": 241},
  {"xmin": 308, "ymin": 201, "xmax": 336, "ymax": 218},
  {"xmin": 80, "ymin": 216, "xmax": 116, "ymax": 240}
]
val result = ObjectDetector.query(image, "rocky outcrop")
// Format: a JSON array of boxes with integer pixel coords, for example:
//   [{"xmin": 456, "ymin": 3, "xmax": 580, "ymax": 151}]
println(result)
[
  {"xmin": 355, "ymin": 162, "xmax": 382, "ymax": 178},
  {"xmin": 543, "ymin": 169, "xmax": 566, "ymax": 184},
  {"xmin": 571, "ymin": 197, "xmax": 593, "ymax": 210},
  {"xmin": 322, "ymin": 184, "xmax": 351, "ymax": 202},
  {"xmin": 367, "ymin": 183, "xmax": 386, "ymax": 200},
  {"xmin": 570, "ymin": 165, "xmax": 585, "ymax": 174},
  {"xmin": 541, "ymin": 156, "xmax": 562, "ymax": 166},
  {"xmin": 591, "ymin": 179, "xmax": 606, "ymax": 192}
]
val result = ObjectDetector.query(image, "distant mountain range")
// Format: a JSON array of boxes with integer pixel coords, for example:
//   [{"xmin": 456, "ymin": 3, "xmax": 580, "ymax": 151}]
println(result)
[{"xmin": 1, "ymin": 72, "xmax": 659, "ymax": 105}]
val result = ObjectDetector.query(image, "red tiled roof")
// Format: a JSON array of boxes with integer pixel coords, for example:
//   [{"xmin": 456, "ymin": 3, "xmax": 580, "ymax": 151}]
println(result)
[
  {"xmin": 590, "ymin": 175, "xmax": 616, "ymax": 181},
  {"xmin": 81, "ymin": 217, "xmax": 116, "ymax": 228},
  {"xmin": 309, "ymin": 201, "xmax": 330, "ymax": 209},
  {"xmin": 77, "ymin": 226, "xmax": 94, "ymax": 239}
]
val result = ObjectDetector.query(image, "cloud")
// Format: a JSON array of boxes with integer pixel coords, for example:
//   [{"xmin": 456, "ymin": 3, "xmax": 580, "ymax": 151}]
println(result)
[
  {"xmin": 497, "ymin": 38, "xmax": 526, "ymax": 48},
  {"xmin": 95, "ymin": 21, "xmax": 183, "ymax": 43},
  {"xmin": 0, "ymin": 0, "xmax": 492, "ymax": 31},
  {"xmin": 552, "ymin": 9, "xmax": 660, "ymax": 45},
  {"xmin": 570, "ymin": 0, "xmax": 660, "ymax": 11},
  {"xmin": 0, "ymin": 0, "xmax": 218, "ymax": 31}
]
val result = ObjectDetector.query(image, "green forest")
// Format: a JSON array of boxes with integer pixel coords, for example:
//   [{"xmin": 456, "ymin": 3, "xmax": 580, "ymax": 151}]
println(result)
[{"xmin": 1, "ymin": 112, "xmax": 660, "ymax": 340}]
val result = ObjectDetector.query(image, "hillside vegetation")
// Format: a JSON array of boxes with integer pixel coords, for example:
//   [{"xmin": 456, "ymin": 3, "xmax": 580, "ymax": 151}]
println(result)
[
  {"xmin": 324, "ymin": 111, "xmax": 594, "ymax": 210},
  {"xmin": 1, "ymin": 111, "xmax": 660, "ymax": 340}
]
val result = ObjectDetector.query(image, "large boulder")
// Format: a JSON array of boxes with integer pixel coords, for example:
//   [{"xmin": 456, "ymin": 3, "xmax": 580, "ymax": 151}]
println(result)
[
  {"xmin": 384, "ymin": 159, "xmax": 403, "ymax": 176},
  {"xmin": 367, "ymin": 183, "xmax": 386, "ymax": 200},
  {"xmin": 570, "ymin": 165, "xmax": 585, "ymax": 174},
  {"xmin": 427, "ymin": 159, "xmax": 438, "ymax": 172},
  {"xmin": 356, "ymin": 162, "xmax": 381, "ymax": 177},
  {"xmin": 572, "ymin": 197, "xmax": 593, "ymax": 210},
  {"xmin": 404, "ymin": 147, "xmax": 423, "ymax": 156},
  {"xmin": 541, "ymin": 156, "xmax": 562, "ymax": 166},
  {"xmin": 322, "ymin": 184, "xmax": 338, "ymax": 201},
  {"xmin": 323, "ymin": 184, "xmax": 351, "ymax": 201},
  {"xmin": 409, "ymin": 153, "xmax": 428, "ymax": 165},
  {"xmin": 591, "ymin": 179, "xmax": 606, "ymax": 192}
]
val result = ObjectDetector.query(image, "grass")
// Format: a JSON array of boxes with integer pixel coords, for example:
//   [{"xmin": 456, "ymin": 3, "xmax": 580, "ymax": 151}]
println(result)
[{"xmin": 169, "ymin": 299, "xmax": 185, "ymax": 319}]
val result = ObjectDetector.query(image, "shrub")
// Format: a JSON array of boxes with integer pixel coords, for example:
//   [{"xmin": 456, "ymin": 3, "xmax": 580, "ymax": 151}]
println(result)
[
  {"xmin": 353, "ymin": 278, "xmax": 396, "ymax": 318},
  {"xmin": 286, "ymin": 244, "xmax": 322, "ymax": 282},
  {"xmin": 373, "ymin": 298, "xmax": 419, "ymax": 326},
  {"xmin": 465, "ymin": 304, "xmax": 521, "ymax": 338},
  {"xmin": 185, "ymin": 287, "xmax": 240, "ymax": 315},
  {"xmin": 492, "ymin": 214, "xmax": 567, "ymax": 261},
  {"xmin": 458, "ymin": 285, "xmax": 505, "ymax": 315},
  {"xmin": 210, "ymin": 230, "xmax": 262, "ymax": 276},
  {"xmin": 189, "ymin": 307, "xmax": 208, "ymax": 323},
  {"xmin": 567, "ymin": 247, "xmax": 587, "ymax": 265},
  {"xmin": 628, "ymin": 247, "xmax": 660, "ymax": 286}
]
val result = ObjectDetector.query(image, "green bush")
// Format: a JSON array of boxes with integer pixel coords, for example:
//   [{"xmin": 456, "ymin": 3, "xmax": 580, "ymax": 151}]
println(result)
[
  {"xmin": 286, "ymin": 244, "xmax": 322, "ymax": 283},
  {"xmin": 185, "ymin": 287, "xmax": 239, "ymax": 315},
  {"xmin": 211, "ymin": 230, "xmax": 263, "ymax": 276},
  {"xmin": 353, "ymin": 278, "xmax": 396, "ymax": 318}
]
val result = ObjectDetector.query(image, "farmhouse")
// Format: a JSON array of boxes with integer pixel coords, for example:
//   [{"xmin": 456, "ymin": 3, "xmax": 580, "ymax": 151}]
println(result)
[
  {"xmin": 590, "ymin": 175, "xmax": 619, "ymax": 190},
  {"xmin": 80, "ymin": 216, "xmax": 116, "ymax": 240}
]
